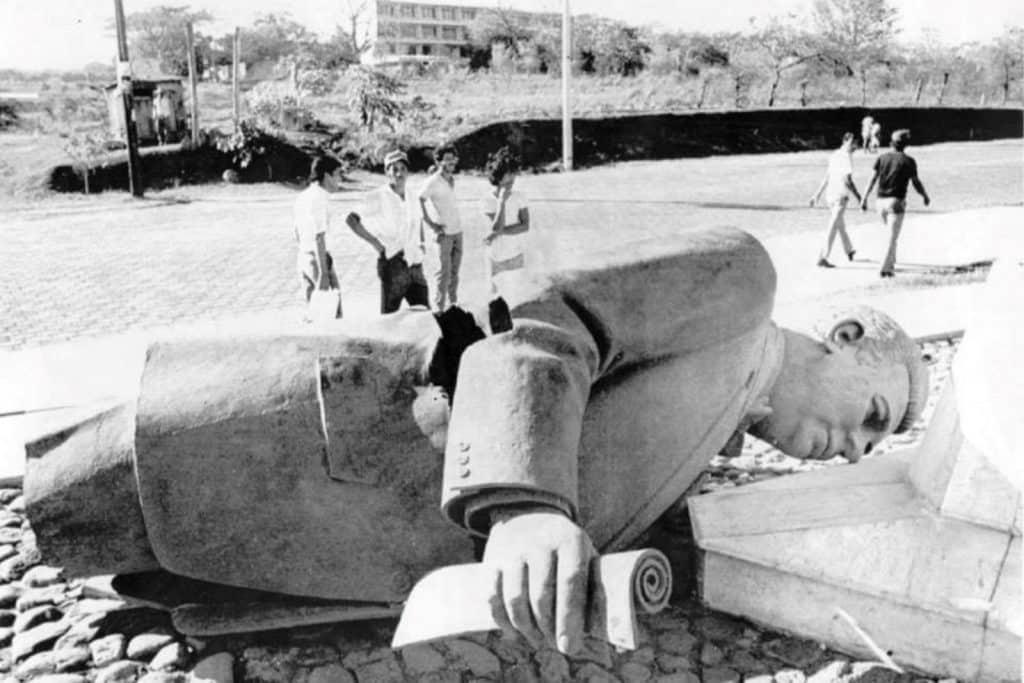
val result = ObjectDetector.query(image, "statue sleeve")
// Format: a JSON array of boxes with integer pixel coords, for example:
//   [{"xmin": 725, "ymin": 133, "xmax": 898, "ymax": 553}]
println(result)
[
  {"xmin": 440, "ymin": 227, "xmax": 777, "ymax": 537},
  {"xmin": 440, "ymin": 302, "xmax": 601, "ymax": 536}
]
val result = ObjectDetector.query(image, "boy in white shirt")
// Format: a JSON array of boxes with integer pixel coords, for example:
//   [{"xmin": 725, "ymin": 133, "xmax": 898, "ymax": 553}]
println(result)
[
  {"xmin": 418, "ymin": 145, "xmax": 463, "ymax": 311},
  {"xmin": 810, "ymin": 132, "xmax": 862, "ymax": 268},
  {"xmin": 480, "ymin": 147, "xmax": 531, "ymax": 294},
  {"xmin": 294, "ymin": 156, "xmax": 342, "ymax": 307},
  {"xmin": 345, "ymin": 150, "xmax": 428, "ymax": 313}
]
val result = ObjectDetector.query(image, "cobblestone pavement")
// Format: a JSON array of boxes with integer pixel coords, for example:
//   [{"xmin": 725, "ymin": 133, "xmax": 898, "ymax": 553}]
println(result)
[{"xmin": 0, "ymin": 342, "xmax": 962, "ymax": 683}]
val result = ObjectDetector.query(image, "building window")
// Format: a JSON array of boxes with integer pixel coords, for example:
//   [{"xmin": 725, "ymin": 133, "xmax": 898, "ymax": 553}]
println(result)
[
  {"xmin": 461, "ymin": 9, "xmax": 476, "ymax": 20},
  {"xmin": 422, "ymin": 45, "xmax": 432, "ymax": 55},
  {"xmin": 400, "ymin": 24, "xmax": 418, "ymax": 37},
  {"xmin": 441, "ymin": 7, "xmax": 455, "ymax": 20},
  {"xmin": 387, "ymin": 43, "xmax": 397, "ymax": 54},
  {"xmin": 383, "ymin": 3, "xmax": 397, "ymax": 16},
  {"xmin": 441, "ymin": 25, "xmax": 458, "ymax": 39},
  {"xmin": 407, "ymin": 45, "xmax": 418, "ymax": 55},
  {"xmin": 400, "ymin": 4, "xmax": 416, "ymax": 17},
  {"xmin": 423, "ymin": 25, "xmax": 438, "ymax": 38},
  {"xmin": 420, "ymin": 6, "xmax": 436, "ymax": 19}
]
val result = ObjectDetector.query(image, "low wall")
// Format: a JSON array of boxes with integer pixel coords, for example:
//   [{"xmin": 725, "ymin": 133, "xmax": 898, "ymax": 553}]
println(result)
[{"xmin": 441, "ymin": 107, "xmax": 1024, "ymax": 172}]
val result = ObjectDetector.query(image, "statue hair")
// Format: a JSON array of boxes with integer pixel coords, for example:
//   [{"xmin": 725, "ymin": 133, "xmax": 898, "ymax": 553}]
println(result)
[{"xmin": 812, "ymin": 305, "xmax": 928, "ymax": 433}]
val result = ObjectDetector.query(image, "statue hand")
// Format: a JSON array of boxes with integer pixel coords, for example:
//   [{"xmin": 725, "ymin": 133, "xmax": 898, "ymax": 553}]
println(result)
[{"xmin": 483, "ymin": 509, "xmax": 596, "ymax": 655}]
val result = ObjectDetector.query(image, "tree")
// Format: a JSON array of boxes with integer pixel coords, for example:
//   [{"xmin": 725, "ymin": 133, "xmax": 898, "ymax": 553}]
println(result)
[
  {"xmin": 45, "ymin": 91, "xmax": 114, "ymax": 194},
  {"xmin": 906, "ymin": 31, "xmax": 964, "ymax": 105},
  {"xmin": 346, "ymin": 67, "xmax": 405, "ymax": 132},
  {"xmin": 467, "ymin": 7, "xmax": 538, "ymax": 64},
  {"xmin": 749, "ymin": 16, "xmax": 820, "ymax": 107},
  {"xmin": 238, "ymin": 13, "xmax": 317, "ymax": 66},
  {"xmin": 987, "ymin": 26, "xmax": 1024, "ymax": 104},
  {"xmin": 333, "ymin": 0, "xmax": 375, "ymax": 60},
  {"xmin": 813, "ymin": 0, "xmax": 899, "ymax": 105},
  {"xmin": 573, "ymin": 16, "xmax": 651, "ymax": 76},
  {"xmin": 117, "ymin": 5, "xmax": 213, "ymax": 77}
]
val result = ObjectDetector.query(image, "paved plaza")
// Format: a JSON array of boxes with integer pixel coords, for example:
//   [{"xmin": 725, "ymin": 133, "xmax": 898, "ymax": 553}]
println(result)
[{"xmin": 0, "ymin": 140, "xmax": 1020, "ymax": 351}]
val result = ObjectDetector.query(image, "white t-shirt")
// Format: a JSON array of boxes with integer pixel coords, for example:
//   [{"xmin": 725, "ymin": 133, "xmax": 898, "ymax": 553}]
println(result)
[
  {"xmin": 294, "ymin": 184, "xmax": 329, "ymax": 252},
  {"xmin": 418, "ymin": 173, "xmax": 462, "ymax": 235},
  {"xmin": 481, "ymin": 190, "xmax": 529, "ymax": 262},
  {"xmin": 360, "ymin": 183, "xmax": 423, "ymax": 264},
  {"xmin": 825, "ymin": 149, "xmax": 854, "ymax": 203}
]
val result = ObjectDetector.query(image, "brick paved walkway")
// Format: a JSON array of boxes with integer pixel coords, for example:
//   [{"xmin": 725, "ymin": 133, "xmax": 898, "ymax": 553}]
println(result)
[{"xmin": 1, "ymin": 140, "xmax": 1019, "ymax": 350}]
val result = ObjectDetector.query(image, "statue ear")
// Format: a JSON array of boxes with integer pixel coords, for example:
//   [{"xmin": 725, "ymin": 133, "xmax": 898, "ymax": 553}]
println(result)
[{"xmin": 825, "ymin": 318, "xmax": 865, "ymax": 351}]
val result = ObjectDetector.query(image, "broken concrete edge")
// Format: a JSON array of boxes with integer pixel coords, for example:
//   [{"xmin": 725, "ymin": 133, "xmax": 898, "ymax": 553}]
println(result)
[{"xmin": 913, "ymin": 329, "xmax": 965, "ymax": 345}]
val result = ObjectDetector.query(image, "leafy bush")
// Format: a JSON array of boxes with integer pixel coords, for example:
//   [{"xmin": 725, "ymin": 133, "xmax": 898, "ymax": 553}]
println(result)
[
  {"xmin": 0, "ymin": 102, "xmax": 18, "ymax": 130},
  {"xmin": 60, "ymin": 129, "xmax": 116, "ymax": 194},
  {"xmin": 297, "ymin": 68, "xmax": 339, "ymax": 97},
  {"xmin": 213, "ymin": 119, "xmax": 273, "ymax": 169},
  {"xmin": 245, "ymin": 81, "xmax": 315, "ymax": 130}
]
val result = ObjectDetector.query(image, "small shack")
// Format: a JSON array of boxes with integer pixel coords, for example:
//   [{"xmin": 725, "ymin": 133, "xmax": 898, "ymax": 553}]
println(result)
[{"xmin": 105, "ymin": 78, "xmax": 187, "ymax": 146}]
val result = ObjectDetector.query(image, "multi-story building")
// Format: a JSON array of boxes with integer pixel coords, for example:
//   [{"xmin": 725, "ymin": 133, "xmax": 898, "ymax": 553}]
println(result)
[{"xmin": 362, "ymin": 0, "xmax": 489, "ymax": 65}]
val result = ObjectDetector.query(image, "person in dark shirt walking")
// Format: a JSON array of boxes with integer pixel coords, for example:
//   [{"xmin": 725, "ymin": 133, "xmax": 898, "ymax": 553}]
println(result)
[{"xmin": 861, "ymin": 129, "xmax": 931, "ymax": 278}]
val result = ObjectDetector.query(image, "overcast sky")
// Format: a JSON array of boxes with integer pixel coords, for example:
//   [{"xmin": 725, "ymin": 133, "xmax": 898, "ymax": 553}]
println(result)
[{"xmin": 3, "ymin": 0, "xmax": 1022, "ymax": 71}]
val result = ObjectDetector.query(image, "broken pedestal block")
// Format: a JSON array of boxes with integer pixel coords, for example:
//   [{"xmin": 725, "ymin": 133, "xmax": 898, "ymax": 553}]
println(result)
[{"xmin": 691, "ymin": 257, "xmax": 1022, "ymax": 682}]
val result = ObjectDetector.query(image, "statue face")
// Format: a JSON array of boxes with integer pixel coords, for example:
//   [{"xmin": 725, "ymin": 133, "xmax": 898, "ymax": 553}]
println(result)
[{"xmin": 754, "ymin": 335, "xmax": 910, "ymax": 462}]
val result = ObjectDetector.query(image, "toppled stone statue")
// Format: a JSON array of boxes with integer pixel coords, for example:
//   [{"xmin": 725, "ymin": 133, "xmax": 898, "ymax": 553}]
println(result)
[{"xmin": 23, "ymin": 226, "xmax": 926, "ymax": 654}]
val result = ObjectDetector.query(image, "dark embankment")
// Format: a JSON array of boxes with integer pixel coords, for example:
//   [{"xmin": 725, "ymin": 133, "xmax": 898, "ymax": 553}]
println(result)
[
  {"xmin": 44, "ymin": 136, "xmax": 312, "ymax": 194},
  {"xmin": 45, "ymin": 106, "xmax": 1021, "ymax": 191},
  {"xmin": 442, "ymin": 107, "xmax": 1023, "ymax": 172}
]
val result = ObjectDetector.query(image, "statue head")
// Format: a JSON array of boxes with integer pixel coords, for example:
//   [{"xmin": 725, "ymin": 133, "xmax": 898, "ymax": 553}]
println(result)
[{"xmin": 751, "ymin": 306, "xmax": 928, "ymax": 462}]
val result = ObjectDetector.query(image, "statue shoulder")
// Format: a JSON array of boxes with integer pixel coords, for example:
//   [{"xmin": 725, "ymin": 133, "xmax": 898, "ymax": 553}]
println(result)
[{"xmin": 509, "ymin": 227, "xmax": 776, "ymax": 360}]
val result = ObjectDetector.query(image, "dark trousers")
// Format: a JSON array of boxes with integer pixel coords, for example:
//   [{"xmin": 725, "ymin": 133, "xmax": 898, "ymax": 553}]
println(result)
[{"xmin": 378, "ymin": 251, "xmax": 429, "ymax": 314}]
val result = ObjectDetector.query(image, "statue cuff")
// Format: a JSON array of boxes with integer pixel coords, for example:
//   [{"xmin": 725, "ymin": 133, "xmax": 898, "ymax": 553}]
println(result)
[{"xmin": 461, "ymin": 489, "xmax": 575, "ymax": 536}]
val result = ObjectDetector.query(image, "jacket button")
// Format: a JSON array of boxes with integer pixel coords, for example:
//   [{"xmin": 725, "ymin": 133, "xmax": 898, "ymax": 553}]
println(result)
[
  {"xmin": 459, "ymin": 441, "xmax": 471, "ymax": 452},
  {"xmin": 457, "ymin": 455, "xmax": 469, "ymax": 466},
  {"xmin": 458, "ymin": 467, "xmax": 471, "ymax": 478}
]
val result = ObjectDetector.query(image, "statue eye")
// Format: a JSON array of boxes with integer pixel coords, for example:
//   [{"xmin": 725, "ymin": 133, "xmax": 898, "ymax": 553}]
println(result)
[{"xmin": 863, "ymin": 394, "xmax": 890, "ymax": 432}]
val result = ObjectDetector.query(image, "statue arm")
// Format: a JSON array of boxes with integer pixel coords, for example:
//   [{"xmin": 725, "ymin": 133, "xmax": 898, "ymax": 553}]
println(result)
[{"xmin": 441, "ymin": 305, "xmax": 602, "ymax": 535}]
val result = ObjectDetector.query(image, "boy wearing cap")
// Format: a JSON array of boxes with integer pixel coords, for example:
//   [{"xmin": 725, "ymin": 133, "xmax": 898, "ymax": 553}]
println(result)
[
  {"xmin": 346, "ymin": 150, "xmax": 429, "ymax": 313},
  {"xmin": 861, "ymin": 129, "xmax": 931, "ymax": 277}
]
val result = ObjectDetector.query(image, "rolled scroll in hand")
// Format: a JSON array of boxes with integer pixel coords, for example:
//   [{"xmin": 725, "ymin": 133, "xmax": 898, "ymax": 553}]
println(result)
[{"xmin": 391, "ymin": 549, "xmax": 672, "ymax": 650}]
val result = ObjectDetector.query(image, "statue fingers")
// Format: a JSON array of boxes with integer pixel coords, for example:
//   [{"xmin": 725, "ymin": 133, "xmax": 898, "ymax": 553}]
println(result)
[
  {"xmin": 503, "ymin": 560, "xmax": 545, "ymax": 647},
  {"xmin": 488, "ymin": 564, "xmax": 517, "ymax": 637},
  {"xmin": 554, "ymin": 539, "xmax": 591, "ymax": 656},
  {"xmin": 527, "ymin": 549, "xmax": 558, "ymax": 644}
]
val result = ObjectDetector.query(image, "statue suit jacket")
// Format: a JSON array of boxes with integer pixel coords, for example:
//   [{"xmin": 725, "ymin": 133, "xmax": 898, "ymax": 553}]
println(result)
[{"xmin": 442, "ymin": 226, "xmax": 779, "ymax": 551}]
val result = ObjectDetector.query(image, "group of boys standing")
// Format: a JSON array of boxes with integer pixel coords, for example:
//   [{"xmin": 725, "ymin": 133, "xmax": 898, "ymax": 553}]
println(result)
[{"xmin": 293, "ymin": 144, "xmax": 530, "ymax": 317}]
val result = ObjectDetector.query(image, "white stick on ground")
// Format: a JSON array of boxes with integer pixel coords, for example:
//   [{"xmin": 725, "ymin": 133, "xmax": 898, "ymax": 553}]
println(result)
[{"xmin": 834, "ymin": 606, "xmax": 906, "ymax": 674}]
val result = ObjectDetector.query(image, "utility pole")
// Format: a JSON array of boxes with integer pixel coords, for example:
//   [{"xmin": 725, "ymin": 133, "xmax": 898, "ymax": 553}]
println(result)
[
  {"xmin": 185, "ymin": 21, "xmax": 199, "ymax": 144},
  {"xmin": 113, "ymin": 0, "xmax": 144, "ymax": 197},
  {"xmin": 561, "ymin": 0, "xmax": 573, "ymax": 171},
  {"xmin": 232, "ymin": 27, "xmax": 241, "ymax": 132}
]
